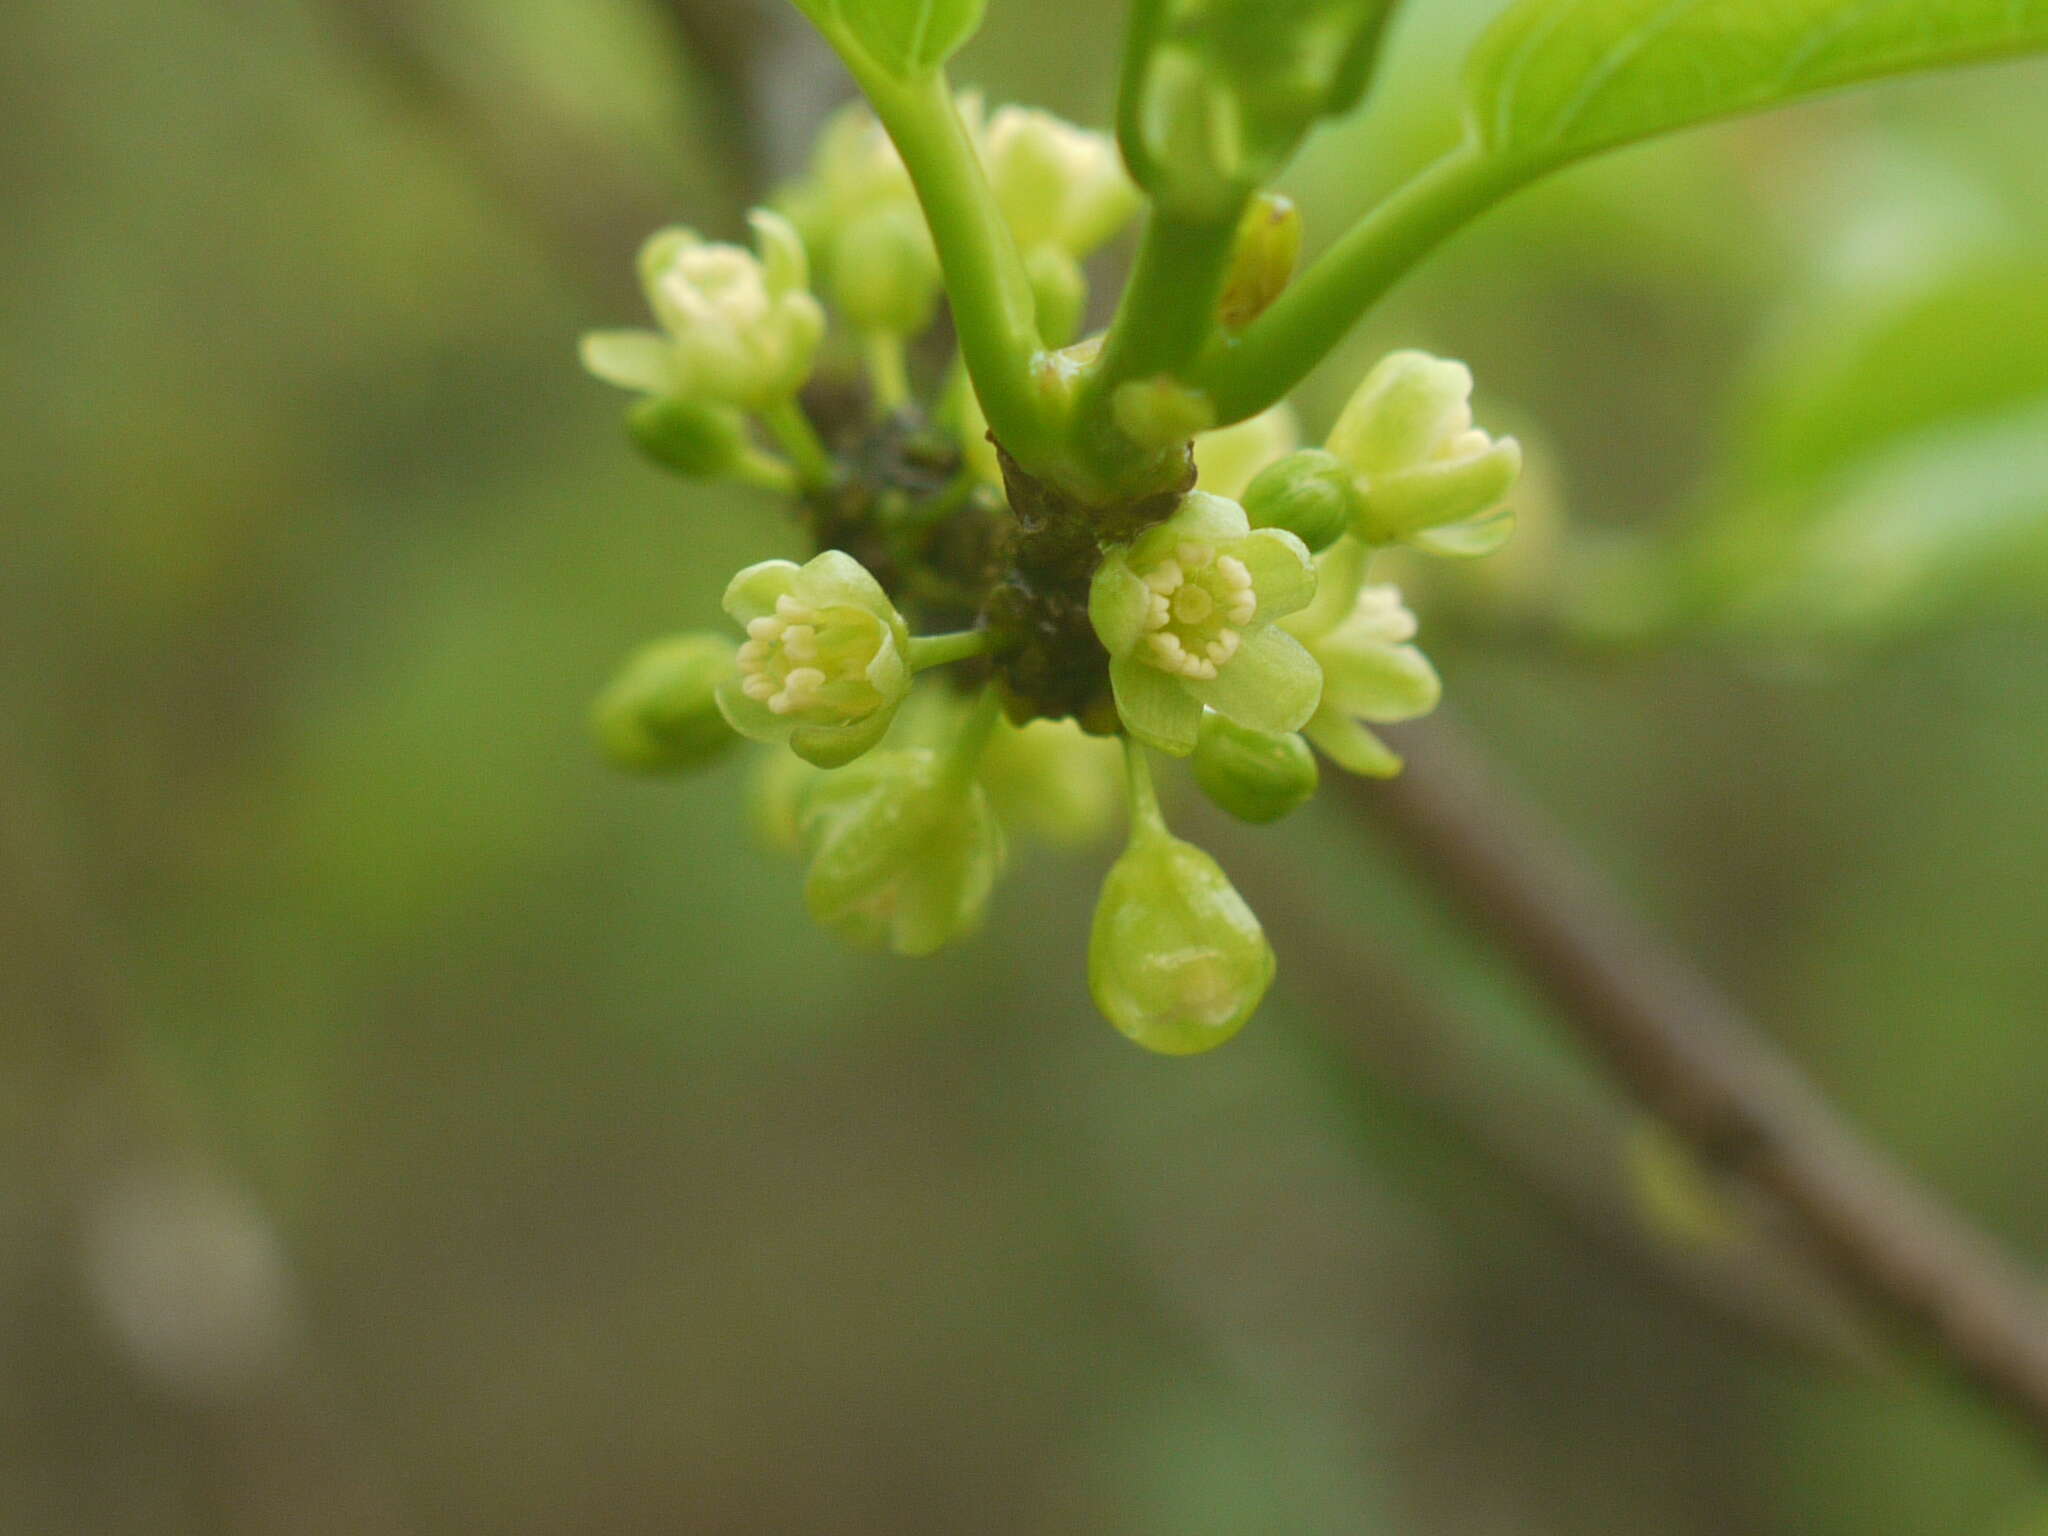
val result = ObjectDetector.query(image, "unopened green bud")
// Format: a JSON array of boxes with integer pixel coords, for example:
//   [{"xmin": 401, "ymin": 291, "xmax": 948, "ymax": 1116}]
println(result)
[
  {"xmin": 978, "ymin": 718, "xmax": 1123, "ymax": 847},
  {"xmin": 1024, "ymin": 245, "xmax": 1088, "ymax": 349},
  {"xmin": 1217, "ymin": 193, "xmax": 1302, "ymax": 332},
  {"xmin": 1089, "ymin": 829, "xmax": 1274, "ymax": 1055},
  {"xmin": 1191, "ymin": 713, "xmax": 1317, "ymax": 823},
  {"xmin": 831, "ymin": 205, "xmax": 941, "ymax": 337},
  {"xmin": 799, "ymin": 749, "xmax": 1005, "ymax": 956},
  {"xmin": 980, "ymin": 105, "xmax": 1138, "ymax": 259},
  {"xmin": 627, "ymin": 395, "xmax": 749, "ymax": 478},
  {"xmin": 1242, "ymin": 449, "xmax": 1356, "ymax": 554},
  {"xmin": 1194, "ymin": 405, "xmax": 1300, "ymax": 501},
  {"xmin": 591, "ymin": 633, "xmax": 740, "ymax": 773},
  {"xmin": 1326, "ymin": 350, "xmax": 1521, "ymax": 551}
]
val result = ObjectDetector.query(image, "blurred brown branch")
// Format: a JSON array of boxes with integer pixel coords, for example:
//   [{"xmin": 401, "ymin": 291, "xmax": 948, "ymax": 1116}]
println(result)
[{"xmin": 1351, "ymin": 714, "xmax": 2048, "ymax": 1454}]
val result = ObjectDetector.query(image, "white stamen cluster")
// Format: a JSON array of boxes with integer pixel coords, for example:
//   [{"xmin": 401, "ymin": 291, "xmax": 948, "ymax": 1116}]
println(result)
[
  {"xmin": 737, "ymin": 594, "xmax": 870, "ymax": 717},
  {"xmin": 1138, "ymin": 541, "xmax": 1258, "ymax": 681},
  {"xmin": 1349, "ymin": 584, "xmax": 1419, "ymax": 645}
]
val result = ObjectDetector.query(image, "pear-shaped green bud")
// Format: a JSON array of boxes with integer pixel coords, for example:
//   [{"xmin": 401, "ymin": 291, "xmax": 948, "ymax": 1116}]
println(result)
[
  {"xmin": 1326, "ymin": 351, "xmax": 1521, "ymax": 552},
  {"xmin": 715, "ymin": 550, "xmax": 913, "ymax": 768},
  {"xmin": 626, "ymin": 395, "xmax": 749, "ymax": 478},
  {"xmin": 591, "ymin": 633, "xmax": 740, "ymax": 773},
  {"xmin": 1217, "ymin": 193, "xmax": 1302, "ymax": 332},
  {"xmin": 1191, "ymin": 713, "xmax": 1317, "ymax": 823},
  {"xmin": 798, "ymin": 749, "xmax": 1006, "ymax": 956},
  {"xmin": 1090, "ymin": 827, "xmax": 1274, "ymax": 1055},
  {"xmin": 1090, "ymin": 492, "xmax": 1321, "ymax": 757},
  {"xmin": 830, "ymin": 205, "xmax": 942, "ymax": 338},
  {"xmin": 1241, "ymin": 449, "xmax": 1356, "ymax": 554}
]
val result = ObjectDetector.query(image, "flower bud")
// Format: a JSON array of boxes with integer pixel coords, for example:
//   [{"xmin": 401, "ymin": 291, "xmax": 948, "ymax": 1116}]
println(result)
[
  {"xmin": 978, "ymin": 718, "xmax": 1123, "ymax": 847},
  {"xmin": 1326, "ymin": 351, "xmax": 1522, "ymax": 550},
  {"xmin": 1241, "ymin": 449, "xmax": 1357, "ymax": 554},
  {"xmin": 1111, "ymin": 376, "xmax": 1217, "ymax": 453},
  {"xmin": 1089, "ymin": 830, "xmax": 1274, "ymax": 1055},
  {"xmin": 1023, "ymin": 245, "xmax": 1088, "ymax": 349},
  {"xmin": 799, "ymin": 749, "xmax": 1005, "ymax": 956},
  {"xmin": 1191, "ymin": 713, "xmax": 1318, "ymax": 823},
  {"xmin": 830, "ymin": 205, "xmax": 942, "ymax": 337},
  {"xmin": 1195, "ymin": 404, "xmax": 1300, "ymax": 501},
  {"xmin": 980, "ymin": 105, "xmax": 1139, "ymax": 258},
  {"xmin": 626, "ymin": 395, "xmax": 749, "ymax": 478},
  {"xmin": 1129, "ymin": 46, "xmax": 1250, "ymax": 222},
  {"xmin": 1217, "ymin": 193, "xmax": 1302, "ymax": 331},
  {"xmin": 591, "ymin": 634, "xmax": 740, "ymax": 773}
]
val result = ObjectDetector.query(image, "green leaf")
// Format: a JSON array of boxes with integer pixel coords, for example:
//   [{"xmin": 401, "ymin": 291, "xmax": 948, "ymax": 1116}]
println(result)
[
  {"xmin": 789, "ymin": 0, "xmax": 986, "ymax": 80},
  {"xmin": 1466, "ymin": 0, "xmax": 2048, "ymax": 172}
]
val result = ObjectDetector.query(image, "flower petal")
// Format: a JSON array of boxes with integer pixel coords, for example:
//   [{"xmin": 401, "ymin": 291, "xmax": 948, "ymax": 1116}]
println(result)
[
  {"xmin": 1127, "ymin": 490, "xmax": 1252, "ymax": 569},
  {"xmin": 1234, "ymin": 527, "xmax": 1316, "ymax": 623},
  {"xmin": 1317, "ymin": 638, "xmax": 1441, "ymax": 722},
  {"xmin": 1089, "ymin": 552, "xmax": 1154, "ymax": 658},
  {"xmin": 791, "ymin": 701, "xmax": 897, "ymax": 768},
  {"xmin": 794, "ymin": 548, "xmax": 895, "ymax": 619},
  {"xmin": 1358, "ymin": 438, "xmax": 1521, "ymax": 542},
  {"xmin": 1304, "ymin": 705, "xmax": 1403, "ymax": 778},
  {"xmin": 714, "ymin": 674, "xmax": 796, "ymax": 747},
  {"xmin": 1408, "ymin": 503, "xmax": 1517, "ymax": 559},
  {"xmin": 579, "ymin": 330, "xmax": 678, "ymax": 395},
  {"xmin": 723, "ymin": 560, "xmax": 801, "ymax": 626},
  {"xmin": 1109, "ymin": 655, "xmax": 1202, "ymax": 757},
  {"xmin": 1185, "ymin": 626, "xmax": 1322, "ymax": 736}
]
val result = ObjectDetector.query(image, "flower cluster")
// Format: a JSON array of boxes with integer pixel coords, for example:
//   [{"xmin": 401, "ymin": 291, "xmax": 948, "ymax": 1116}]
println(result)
[{"xmin": 582, "ymin": 91, "xmax": 1522, "ymax": 1056}]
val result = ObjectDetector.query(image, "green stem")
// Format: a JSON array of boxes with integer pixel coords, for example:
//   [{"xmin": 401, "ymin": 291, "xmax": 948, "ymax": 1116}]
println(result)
[
  {"xmin": 1192, "ymin": 147, "xmax": 1531, "ymax": 426},
  {"xmin": 939, "ymin": 686, "xmax": 1004, "ymax": 794},
  {"xmin": 763, "ymin": 397, "xmax": 834, "ymax": 489},
  {"xmin": 859, "ymin": 69, "xmax": 1050, "ymax": 462},
  {"xmin": 908, "ymin": 628, "xmax": 991, "ymax": 671},
  {"xmin": 1091, "ymin": 206, "xmax": 1243, "ymax": 393},
  {"xmin": 865, "ymin": 330, "xmax": 911, "ymax": 413},
  {"xmin": 1121, "ymin": 736, "xmax": 1169, "ymax": 844}
]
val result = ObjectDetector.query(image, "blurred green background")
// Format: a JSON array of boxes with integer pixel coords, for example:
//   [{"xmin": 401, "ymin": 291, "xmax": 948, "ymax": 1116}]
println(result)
[{"xmin": 5, "ymin": 0, "xmax": 2048, "ymax": 1531}]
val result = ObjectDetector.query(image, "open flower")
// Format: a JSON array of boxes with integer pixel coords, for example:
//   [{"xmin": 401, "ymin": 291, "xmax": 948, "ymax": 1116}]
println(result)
[
  {"xmin": 1282, "ymin": 543, "xmax": 1441, "ymax": 777},
  {"xmin": 581, "ymin": 211, "xmax": 824, "ymax": 412},
  {"xmin": 1326, "ymin": 350, "xmax": 1521, "ymax": 555},
  {"xmin": 1089, "ymin": 492, "xmax": 1320, "ymax": 756},
  {"xmin": 715, "ymin": 551, "xmax": 912, "ymax": 768}
]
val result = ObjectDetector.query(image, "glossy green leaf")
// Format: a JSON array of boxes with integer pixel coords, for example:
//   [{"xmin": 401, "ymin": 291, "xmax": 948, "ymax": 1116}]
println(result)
[
  {"xmin": 1467, "ymin": 0, "xmax": 2048, "ymax": 172},
  {"xmin": 789, "ymin": 0, "xmax": 986, "ymax": 80}
]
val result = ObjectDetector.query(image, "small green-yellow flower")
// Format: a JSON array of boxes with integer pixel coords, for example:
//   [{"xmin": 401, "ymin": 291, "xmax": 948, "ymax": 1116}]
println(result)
[
  {"xmin": 1089, "ymin": 493, "xmax": 1321, "ymax": 756},
  {"xmin": 715, "ymin": 551, "xmax": 912, "ymax": 768},
  {"xmin": 1326, "ymin": 350, "xmax": 1522, "ymax": 555},
  {"xmin": 581, "ymin": 211, "xmax": 824, "ymax": 412},
  {"xmin": 1282, "ymin": 543, "xmax": 1440, "ymax": 777}
]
